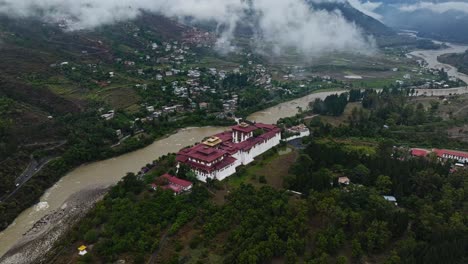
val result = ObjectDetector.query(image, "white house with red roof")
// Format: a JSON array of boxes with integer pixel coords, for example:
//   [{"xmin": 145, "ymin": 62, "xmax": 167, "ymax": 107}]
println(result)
[
  {"xmin": 410, "ymin": 148, "xmax": 468, "ymax": 164},
  {"xmin": 177, "ymin": 122, "xmax": 281, "ymax": 182},
  {"xmin": 151, "ymin": 173, "xmax": 193, "ymax": 195},
  {"xmin": 410, "ymin": 148, "xmax": 431, "ymax": 158},
  {"xmin": 433, "ymin": 149, "xmax": 468, "ymax": 164}
]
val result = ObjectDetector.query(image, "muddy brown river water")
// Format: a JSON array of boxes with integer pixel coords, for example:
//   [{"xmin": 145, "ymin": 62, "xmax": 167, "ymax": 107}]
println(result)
[
  {"xmin": 0, "ymin": 90, "xmax": 340, "ymax": 258},
  {"xmin": 2, "ymin": 39, "xmax": 468, "ymax": 259}
]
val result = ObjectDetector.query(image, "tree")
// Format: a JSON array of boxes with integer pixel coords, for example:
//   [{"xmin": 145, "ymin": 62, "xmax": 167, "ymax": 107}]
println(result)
[
  {"xmin": 362, "ymin": 220, "xmax": 391, "ymax": 252},
  {"xmin": 349, "ymin": 89, "xmax": 362, "ymax": 102},
  {"xmin": 84, "ymin": 229, "xmax": 98, "ymax": 243},
  {"xmin": 336, "ymin": 256, "xmax": 348, "ymax": 264},
  {"xmin": 351, "ymin": 239, "xmax": 363, "ymax": 259},
  {"xmin": 311, "ymin": 169, "xmax": 333, "ymax": 192},
  {"xmin": 375, "ymin": 175, "xmax": 392, "ymax": 194},
  {"xmin": 351, "ymin": 164, "xmax": 370, "ymax": 184}
]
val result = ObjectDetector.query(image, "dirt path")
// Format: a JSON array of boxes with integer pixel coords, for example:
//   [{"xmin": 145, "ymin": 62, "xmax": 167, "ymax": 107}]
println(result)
[
  {"xmin": 147, "ymin": 231, "xmax": 170, "ymax": 264},
  {"xmin": 453, "ymin": 104, "xmax": 468, "ymax": 116}
]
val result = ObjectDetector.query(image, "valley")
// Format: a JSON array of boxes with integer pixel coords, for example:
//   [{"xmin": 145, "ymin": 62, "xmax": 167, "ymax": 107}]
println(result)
[{"xmin": 0, "ymin": 1, "xmax": 467, "ymax": 264}]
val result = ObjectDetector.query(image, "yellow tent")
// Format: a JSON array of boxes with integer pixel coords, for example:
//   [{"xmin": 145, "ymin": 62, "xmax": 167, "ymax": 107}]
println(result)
[{"xmin": 78, "ymin": 245, "xmax": 87, "ymax": 251}]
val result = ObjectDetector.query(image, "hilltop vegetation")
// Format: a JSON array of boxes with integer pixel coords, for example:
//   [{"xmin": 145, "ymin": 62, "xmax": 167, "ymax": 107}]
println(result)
[
  {"xmin": 45, "ymin": 88, "xmax": 468, "ymax": 264},
  {"xmin": 1, "ymin": 5, "xmax": 467, "ymax": 262},
  {"xmin": 47, "ymin": 139, "xmax": 468, "ymax": 264},
  {"xmin": 0, "ymin": 12, "xmax": 353, "ymax": 232}
]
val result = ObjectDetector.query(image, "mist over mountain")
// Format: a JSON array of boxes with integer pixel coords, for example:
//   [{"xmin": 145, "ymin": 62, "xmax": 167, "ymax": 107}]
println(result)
[
  {"xmin": 367, "ymin": 0, "xmax": 468, "ymax": 43},
  {"xmin": 0, "ymin": 0, "xmax": 388, "ymax": 58},
  {"xmin": 309, "ymin": 1, "xmax": 395, "ymax": 36}
]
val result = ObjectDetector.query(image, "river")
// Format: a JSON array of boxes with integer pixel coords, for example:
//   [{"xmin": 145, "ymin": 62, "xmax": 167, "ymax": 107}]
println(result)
[
  {"xmin": 409, "ymin": 42, "xmax": 468, "ymax": 85},
  {"xmin": 3, "ymin": 38, "xmax": 467, "ymax": 259},
  {"xmin": 0, "ymin": 90, "xmax": 340, "ymax": 258}
]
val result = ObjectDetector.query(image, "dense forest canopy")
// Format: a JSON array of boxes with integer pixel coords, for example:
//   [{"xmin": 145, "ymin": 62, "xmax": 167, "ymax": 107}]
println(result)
[{"xmin": 50, "ymin": 88, "xmax": 468, "ymax": 264}]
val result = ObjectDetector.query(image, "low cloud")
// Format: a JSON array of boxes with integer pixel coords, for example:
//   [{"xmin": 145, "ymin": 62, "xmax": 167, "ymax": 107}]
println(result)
[
  {"xmin": 399, "ymin": 1, "xmax": 468, "ymax": 15},
  {"xmin": 347, "ymin": 0, "xmax": 383, "ymax": 21},
  {"xmin": 0, "ymin": 0, "xmax": 376, "ymax": 57}
]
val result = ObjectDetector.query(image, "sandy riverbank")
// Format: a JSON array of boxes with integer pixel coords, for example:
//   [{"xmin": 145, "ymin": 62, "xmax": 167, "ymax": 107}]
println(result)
[
  {"xmin": 0, "ymin": 90, "xmax": 342, "ymax": 261},
  {"xmin": 0, "ymin": 187, "xmax": 108, "ymax": 264}
]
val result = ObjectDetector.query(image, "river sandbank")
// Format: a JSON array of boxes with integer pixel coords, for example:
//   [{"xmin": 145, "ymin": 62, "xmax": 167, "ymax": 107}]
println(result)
[
  {"xmin": 0, "ymin": 187, "xmax": 108, "ymax": 264},
  {"xmin": 4, "ymin": 34, "xmax": 468, "ymax": 264},
  {"xmin": 2, "ymin": 40, "xmax": 467, "ymax": 261}
]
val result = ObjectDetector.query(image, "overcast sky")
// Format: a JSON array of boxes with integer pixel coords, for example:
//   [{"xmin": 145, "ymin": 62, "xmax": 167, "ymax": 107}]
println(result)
[{"xmin": 399, "ymin": 1, "xmax": 468, "ymax": 14}]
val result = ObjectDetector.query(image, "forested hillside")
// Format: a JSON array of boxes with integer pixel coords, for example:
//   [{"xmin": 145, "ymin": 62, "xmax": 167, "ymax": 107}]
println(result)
[{"xmin": 46, "ymin": 88, "xmax": 468, "ymax": 264}]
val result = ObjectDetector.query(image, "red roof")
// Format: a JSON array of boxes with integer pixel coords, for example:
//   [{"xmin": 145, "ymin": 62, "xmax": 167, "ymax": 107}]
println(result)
[
  {"xmin": 177, "ymin": 123, "xmax": 280, "ymax": 173},
  {"xmin": 213, "ymin": 156, "xmax": 237, "ymax": 170},
  {"xmin": 237, "ymin": 127, "xmax": 281, "ymax": 151},
  {"xmin": 232, "ymin": 124, "xmax": 257, "ymax": 133},
  {"xmin": 411, "ymin": 148, "xmax": 430, "ymax": 157},
  {"xmin": 255, "ymin": 123, "xmax": 276, "ymax": 130},
  {"xmin": 161, "ymin": 174, "xmax": 193, "ymax": 188},
  {"xmin": 214, "ymin": 131, "xmax": 233, "ymax": 142},
  {"xmin": 177, "ymin": 144, "xmax": 227, "ymax": 163},
  {"xmin": 162, "ymin": 184, "xmax": 183, "ymax": 193},
  {"xmin": 433, "ymin": 149, "xmax": 468, "ymax": 159}
]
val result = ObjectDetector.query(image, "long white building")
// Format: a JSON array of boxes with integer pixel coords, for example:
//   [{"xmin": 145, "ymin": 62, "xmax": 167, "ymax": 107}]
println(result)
[{"xmin": 177, "ymin": 122, "xmax": 281, "ymax": 182}]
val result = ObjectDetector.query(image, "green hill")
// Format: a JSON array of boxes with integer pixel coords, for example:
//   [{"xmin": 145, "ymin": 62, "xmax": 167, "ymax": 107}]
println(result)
[{"xmin": 439, "ymin": 50, "xmax": 468, "ymax": 75}]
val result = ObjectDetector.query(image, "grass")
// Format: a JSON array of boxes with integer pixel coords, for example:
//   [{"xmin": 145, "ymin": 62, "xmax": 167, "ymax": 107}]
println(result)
[
  {"xmin": 224, "ymin": 146, "xmax": 298, "ymax": 190},
  {"xmin": 316, "ymin": 138, "xmax": 377, "ymax": 157},
  {"xmin": 312, "ymin": 102, "xmax": 363, "ymax": 127},
  {"xmin": 410, "ymin": 94, "xmax": 468, "ymax": 142},
  {"xmin": 193, "ymin": 56, "xmax": 240, "ymax": 70},
  {"xmin": 94, "ymin": 86, "xmax": 141, "ymax": 110}
]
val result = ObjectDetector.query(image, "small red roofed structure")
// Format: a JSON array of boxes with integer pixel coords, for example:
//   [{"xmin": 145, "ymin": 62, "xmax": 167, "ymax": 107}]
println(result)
[
  {"xmin": 410, "ymin": 148, "xmax": 430, "ymax": 158},
  {"xmin": 152, "ymin": 174, "xmax": 193, "ymax": 195}
]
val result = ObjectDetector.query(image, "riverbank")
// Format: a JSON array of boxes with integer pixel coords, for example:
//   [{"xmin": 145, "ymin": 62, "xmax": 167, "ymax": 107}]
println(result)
[
  {"xmin": 0, "ymin": 87, "xmax": 333, "ymax": 236},
  {"xmin": 0, "ymin": 89, "xmax": 344, "ymax": 261},
  {"xmin": 0, "ymin": 187, "xmax": 108, "ymax": 264},
  {"xmin": 408, "ymin": 42, "xmax": 468, "ymax": 85}
]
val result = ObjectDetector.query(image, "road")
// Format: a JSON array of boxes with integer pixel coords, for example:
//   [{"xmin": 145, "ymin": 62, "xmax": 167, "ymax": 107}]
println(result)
[
  {"xmin": 413, "ymin": 86, "xmax": 468, "ymax": 97},
  {"xmin": 0, "ymin": 140, "xmax": 66, "ymax": 203},
  {"xmin": 0, "ymin": 156, "xmax": 58, "ymax": 203}
]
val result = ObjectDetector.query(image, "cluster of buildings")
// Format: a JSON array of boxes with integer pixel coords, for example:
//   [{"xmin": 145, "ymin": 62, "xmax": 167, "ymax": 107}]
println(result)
[
  {"xmin": 182, "ymin": 28, "xmax": 216, "ymax": 47},
  {"xmin": 176, "ymin": 122, "xmax": 281, "ymax": 182}
]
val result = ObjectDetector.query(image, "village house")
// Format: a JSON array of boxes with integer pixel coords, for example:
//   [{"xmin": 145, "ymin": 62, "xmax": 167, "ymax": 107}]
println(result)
[
  {"xmin": 176, "ymin": 122, "xmax": 281, "ymax": 182},
  {"xmin": 410, "ymin": 148, "xmax": 431, "ymax": 158},
  {"xmin": 410, "ymin": 148, "xmax": 468, "ymax": 165},
  {"xmin": 285, "ymin": 124, "xmax": 310, "ymax": 141},
  {"xmin": 433, "ymin": 149, "xmax": 468, "ymax": 164},
  {"xmin": 100, "ymin": 110, "xmax": 115, "ymax": 120},
  {"xmin": 338, "ymin": 177, "xmax": 350, "ymax": 185},
  {"xmin": 199, "ymin": 102, "xmax": 209, "ymax": 109},
  {"xmin": 383, "ymin": 195, "xmax": 398, "ymax": 206},
  {"xmin": 116, "ymin": 129, "xmax": 123, "ymax": 139},
  {"xmin": 151, "ymin": 173, "xmax": 193, "ymax": 195}
]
